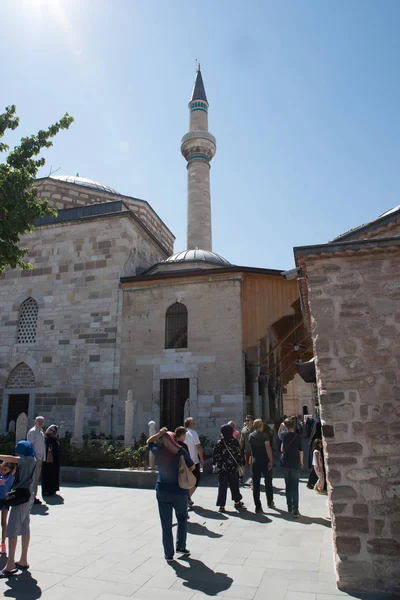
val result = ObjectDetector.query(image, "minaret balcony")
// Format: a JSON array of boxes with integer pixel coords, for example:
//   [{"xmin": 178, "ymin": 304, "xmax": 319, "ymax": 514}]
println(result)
[{"xmin": 181, "ymin": 131, "xmax": 216, "ymax": 161}]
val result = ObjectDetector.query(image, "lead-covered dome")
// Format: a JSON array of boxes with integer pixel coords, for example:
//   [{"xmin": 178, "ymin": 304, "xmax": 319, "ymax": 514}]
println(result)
[
  {"xmin": 50, "ymin": 175, "xmax": 120, "ymax": 195},
  {"xmin": 164, "ymin": 248, "xmax": 231, "ymax": 266}
]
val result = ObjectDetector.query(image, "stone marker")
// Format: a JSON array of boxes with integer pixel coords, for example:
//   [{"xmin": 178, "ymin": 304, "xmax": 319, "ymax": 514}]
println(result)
[
  {"xmin": 125, "ymin": 390, "xmax": 133, "ymax": 448},
  {"xmin": 148, "ymin": 420, "xmax": 156, "ymax": 469},
  {"xmin": 8, "ymin": 420, "xmax": 15, "ymax": 433},
  {"xmin": 16, "ymin": 412, "xmax": 28, "ymax": 442},
  {"xmin": 184, "ymin": 398, "xmax": 191, "ymax": 421},
  {"xmin": 73, "ymin": 393, "xmax": 85, "ymax": 443}
]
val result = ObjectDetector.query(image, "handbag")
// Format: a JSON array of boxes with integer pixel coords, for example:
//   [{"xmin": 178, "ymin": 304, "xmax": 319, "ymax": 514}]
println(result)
[
  {"xmin": 223, "ymin": 440, "xmax": 244, "ymax": 477},
  {"xmin": 178, "ymin": 454, "xmax": 197, "ymax": 490},
  {"xmin": 5, "ymin": 488, "xmax": 31, "ymax": 507}
]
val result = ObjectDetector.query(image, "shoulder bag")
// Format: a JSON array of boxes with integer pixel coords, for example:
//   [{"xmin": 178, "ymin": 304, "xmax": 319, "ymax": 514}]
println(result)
[
  {"xmin": 223, "ymin": 440, "xmax": 244, "ymax": 478},
  {"xmin": 178, "ymin": 454, "xmax": 197, "ymax": 490},
  {"xmin": 280, "ymin": 434, "xmax": 298, "ymax": 466}
]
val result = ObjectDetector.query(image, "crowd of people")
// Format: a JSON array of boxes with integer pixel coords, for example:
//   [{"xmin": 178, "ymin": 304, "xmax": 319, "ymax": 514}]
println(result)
[
  {"xmin": 0, "ymin": 411, "xmax": 324, "ymax": 571},
  {"xmin": 0, "ymin": 416, "xmax": 61, "ymax": 578},
  {"xmin": 148, "ymin": 413, "xmax": 324, "ymax": 562}
]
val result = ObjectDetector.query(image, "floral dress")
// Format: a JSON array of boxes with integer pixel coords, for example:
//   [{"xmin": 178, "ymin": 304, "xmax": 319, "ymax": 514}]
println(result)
[{"xmin": 212, "ymin": 438, "xmax": 243, "ymax": 475}]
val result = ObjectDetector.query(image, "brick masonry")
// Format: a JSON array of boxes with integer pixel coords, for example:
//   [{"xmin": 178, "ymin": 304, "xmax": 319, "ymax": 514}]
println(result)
[
  {"xmin": 297, "ymin": 243, "xmax": 400, "ymax": 595},
  {"xmin": 120, "ymin": 275, "xmax": 245, "ymax": 439},
  {"xmin": 0, "ymin": 182, "xmax": 169, "ymax": 435}
]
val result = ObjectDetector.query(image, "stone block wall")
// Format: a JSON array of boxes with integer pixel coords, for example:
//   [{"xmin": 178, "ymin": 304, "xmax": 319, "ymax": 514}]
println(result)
[
  {"xmin": 0, "ymin": 213, "xmax": 167, "ymax": 435},
  {"xmin": 120, "ymin": 275, "xmax": 245, "ymax": 440},
  {"xmin": 298, "ymin": 247, "xmax": 400, "ymax": 595},
  {"xmin": 35, "ymin": 178, "xmax": 174, "ymax": 255}
]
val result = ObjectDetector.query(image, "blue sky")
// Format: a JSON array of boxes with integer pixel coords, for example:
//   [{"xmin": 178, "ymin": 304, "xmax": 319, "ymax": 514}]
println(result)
[{"xmin": 2, "ymin": 1, "xmax": 399, "ymax": 269}]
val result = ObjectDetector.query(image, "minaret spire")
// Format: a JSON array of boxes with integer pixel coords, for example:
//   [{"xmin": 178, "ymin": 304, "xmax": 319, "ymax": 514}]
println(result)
[{"xmin": 181, "ymin": 66, "xmax": 216, "ymax": 251}]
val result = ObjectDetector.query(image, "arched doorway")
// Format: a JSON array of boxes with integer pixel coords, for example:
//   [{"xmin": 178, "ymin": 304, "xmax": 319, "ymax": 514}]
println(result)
[{"xmin": 3, "ymin": 363, "xmax": 36, "ymax": 433}]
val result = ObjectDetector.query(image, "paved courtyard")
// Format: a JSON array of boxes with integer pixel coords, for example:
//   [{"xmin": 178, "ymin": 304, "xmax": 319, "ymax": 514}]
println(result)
[{"xmin": 0, "ymin": 476, "xmax": 390, "ymax": 600}]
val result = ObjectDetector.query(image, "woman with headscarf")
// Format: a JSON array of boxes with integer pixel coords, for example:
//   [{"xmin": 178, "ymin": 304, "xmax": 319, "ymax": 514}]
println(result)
[
  {"xmin": 0, "ymin": 440, "xmax": 36, "ymax": 577},
  {"xmin": 41, "ymin": 425, "xmax": 60, "ymax": 497},
  {"xmin": 213, "ymin": 424, "xmax": 244, "ymax": 512}
]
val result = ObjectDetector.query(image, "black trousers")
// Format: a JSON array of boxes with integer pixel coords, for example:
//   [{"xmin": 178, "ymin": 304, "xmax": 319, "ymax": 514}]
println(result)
[
  {"xmin": 216, "ymin": 471, "xmax": 242, "ymax": 507},
  {"xmin": 252, "ymin": 463, "xmax": 273, "ymax": 507}
]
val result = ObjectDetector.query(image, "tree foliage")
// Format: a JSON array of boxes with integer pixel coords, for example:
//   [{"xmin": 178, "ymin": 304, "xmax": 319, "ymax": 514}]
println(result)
[{"xmin": 0, "ymin": 106, "xmax": 74, "ymax": 272}]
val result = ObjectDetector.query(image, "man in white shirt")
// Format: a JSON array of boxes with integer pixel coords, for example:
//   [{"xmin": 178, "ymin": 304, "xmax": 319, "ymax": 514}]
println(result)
[
  {"xmin": 184, "ymin": 417, "xmax": 204, "ymax": 507},
  {"xmin": 27, "ymin": 416, "xmax": 46, "ymax": 504}
]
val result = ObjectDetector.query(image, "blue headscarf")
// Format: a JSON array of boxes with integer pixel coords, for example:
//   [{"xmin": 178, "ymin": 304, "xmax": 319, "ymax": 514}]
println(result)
[{"xmin": 15, "ymin": 441, "xmax": 35, "ymax": 457}]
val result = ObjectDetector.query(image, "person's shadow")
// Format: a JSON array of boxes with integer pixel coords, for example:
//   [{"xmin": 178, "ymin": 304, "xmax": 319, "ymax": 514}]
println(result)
[
  {"xmin": 273, "ymin": 508, "xmax": 331, "ymax": 528},
  {"xmin": 191, "ymin": 506, "xmax": 228, "ymax": 520},
  {"xmin": 3, "ymin": 572, "xmax": 41, "ymax": 599},
  {"xmin": 168, "ymin": 556, "xmax": 232, "ymax": 596},
  {"xmin": 43, "ymin": 494, "xmax": 64, "ymax": 505},
  {"xmin": 187, "ymin": 521, "xmax": 223, "ymax": 539},
  {"xmin": 224, "ymin": 508, "xmax": 272, "ymax": 524},
  {"xmin": 30, "ymin": 504, "xmax": 49, "ymax": 516}
]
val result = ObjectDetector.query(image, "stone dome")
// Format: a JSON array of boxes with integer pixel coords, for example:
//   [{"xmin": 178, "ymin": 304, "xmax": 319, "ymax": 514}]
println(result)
[
  {"xmin": 50, "ymin": 175, "xmax": 120, "ymax": 195},
  {"xmin": 164, "ymin": 248, "xmax": 231, "ymax": 266}
]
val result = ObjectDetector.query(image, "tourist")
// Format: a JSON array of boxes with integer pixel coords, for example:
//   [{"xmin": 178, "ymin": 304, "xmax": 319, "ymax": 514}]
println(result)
[
  {"xmin": 0, "ymin": 441, "xmax": 36, "ymax": 577},
  {"xmin": 312, "ymin": 439, "xmax": 326, "ymax": 494},
  {"xmin": 0, "ymin": 463, "xmax": 16, "ymax": 553},
  {"xmin": 41, "ymin": 424, "xmax": 60, "ymax": 497},
  {"xmin": 278, "ymin": 417, "xmax": 288, "ymax": 441},
  {"xmin": 307, "ymin": 416, "xmax": 326, "ymax": 490},
  {"xmin": 147, "ymin": 426, "xmax": 194, "ymax": 561},
  {"xmin": 227, "ymin": 420, "xmax": 240, "ymax": 441},
  {"xmin": 174, "ymin": 426, "xmax": 189, "ymax": 452},
  {"xmin": 280, "ymin": 417, "xmax": 304, "ymax": 518},
  {"xmin": 240, "ymin": 415, "xmax": 254, "ymax": 483},
  {"xmin": 213, "ymin": 424, "xmax": 244, "ymax": 512},
  {"xmin": 184, "ymin": 417, "xmax": 204, "ymax": 507},
  {"xmin": 27, "ymin": 416, "xmax": 45, "ymax": 505},
  {"xmin": 249, "ymin": 419, "xmax": 275, "ymax": 513}
]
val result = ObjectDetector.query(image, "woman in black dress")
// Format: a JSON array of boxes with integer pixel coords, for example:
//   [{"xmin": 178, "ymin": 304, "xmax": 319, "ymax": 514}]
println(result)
[
  {"xmin": 41, "ymin": 425, "xmax": 60, "ymax": 496},
  {"xmin": 213, "ymin": 424, "xmax": 244, "ymax": 512}
]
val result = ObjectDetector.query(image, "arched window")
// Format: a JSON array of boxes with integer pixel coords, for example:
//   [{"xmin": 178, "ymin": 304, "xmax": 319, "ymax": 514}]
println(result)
[
  {"xmin": 165, "ymin": 302, "xmax": 188, "ymax": 349},
  {"xmin": 16, "ymin": 297, "xmax": 39, "ymax": 344}
]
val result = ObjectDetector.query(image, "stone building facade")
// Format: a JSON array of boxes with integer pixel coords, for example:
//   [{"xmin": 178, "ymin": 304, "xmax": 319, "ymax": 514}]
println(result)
[
  {"xmin": 0, "ymin": 183, "xmax": 173, "ymax": 435},
  {"xmin": 120, "ymin": 271, "xmax": 244, "ymax": 439},
  {"xmin": 0, "ymin": 67, "xmax": 308, "ymax": 442},
  {"xmin": 295, "ymin": 205, "xmax": 400, "ymax": 595}
]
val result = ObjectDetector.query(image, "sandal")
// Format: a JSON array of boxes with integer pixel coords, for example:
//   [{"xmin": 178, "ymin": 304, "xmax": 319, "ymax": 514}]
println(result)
[
  {"xmin": 234, "ymin": 501, "xmax": 245, "ymax": 508},
  {"xmin": 218, "ymin": 506, "xmax": 226, "ymax": 512},
  {"xmin": 15, "ymin": 563, "xmax": 29, "ymax": 570},
  {"xmin": 0, "ymin": 569, "xmax": 18, "ymax": 578}
]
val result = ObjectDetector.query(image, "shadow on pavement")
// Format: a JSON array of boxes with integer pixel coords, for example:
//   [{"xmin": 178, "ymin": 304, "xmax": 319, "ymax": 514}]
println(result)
[
  {"xmin": 224, "ymin": 507, "xmax": 272, "ymax": 524},
  {"xmin": 30, "ymin": 504, "xmax": 49, "ymax": 517},
  {"xmin": 191, "ymin": 506, "xmax": 228, "ymax": 520},
  {"xmin": 187, "ymin": 522, "xmax": 223, "ymax": 539},
  {"xmin": 3, "ymin": 572, "xmax": 41, "ymax": 599},
  {"xmin": 273, "ymin": 508, "xmax": 331, "ymax": 528},
  {"xmin": 43, "ymin": 494, "xmax": 64, "ymax": 505},
  {"xmin": 169, "ymin": 556, "xmax": 233, "ymax": 596}
]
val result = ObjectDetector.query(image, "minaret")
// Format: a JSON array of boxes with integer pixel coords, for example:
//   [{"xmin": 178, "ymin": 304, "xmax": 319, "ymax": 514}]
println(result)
[{"xmin": 181, "ymin": 65, "xmax": 216, "ymax": 251}]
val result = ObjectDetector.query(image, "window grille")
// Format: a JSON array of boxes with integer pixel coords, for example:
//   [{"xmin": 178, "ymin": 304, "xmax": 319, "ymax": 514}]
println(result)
[
  {"xmin": 165, "ymin": 302, "xmax": 188, "ymax": 349},
  {"xmin": 17, "ymin": 298, "xmax": 39, "ymax": 344}
]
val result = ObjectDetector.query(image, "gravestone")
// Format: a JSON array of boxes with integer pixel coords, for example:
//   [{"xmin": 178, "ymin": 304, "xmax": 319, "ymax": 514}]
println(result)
[
  {"xmin": 73, "ymin": 393, "xmax": 85, "ymax": 443},
  {"xmin": 8, "ymin": 420, "xmax": 15, "ymax": 434},
  {"xmin": 148, "ymin": 421, "xmax": 156, "ymax": 469},
  {"xmin": 15, "ymin": 412, "xmax": 28, "ymax": 442},
  {"xmin": 184, "ymin": 398, "xmax": 191, "ymax": 421},
  {"xmin": 124, "ymin": 390, "xmax": 134, "ymax": 448}
]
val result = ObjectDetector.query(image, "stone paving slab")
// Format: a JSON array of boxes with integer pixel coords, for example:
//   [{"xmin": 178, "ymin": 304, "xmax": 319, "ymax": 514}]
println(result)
[{"xmin": 0, "ymin": 476, "xmax": 391, "ymax": 600}]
